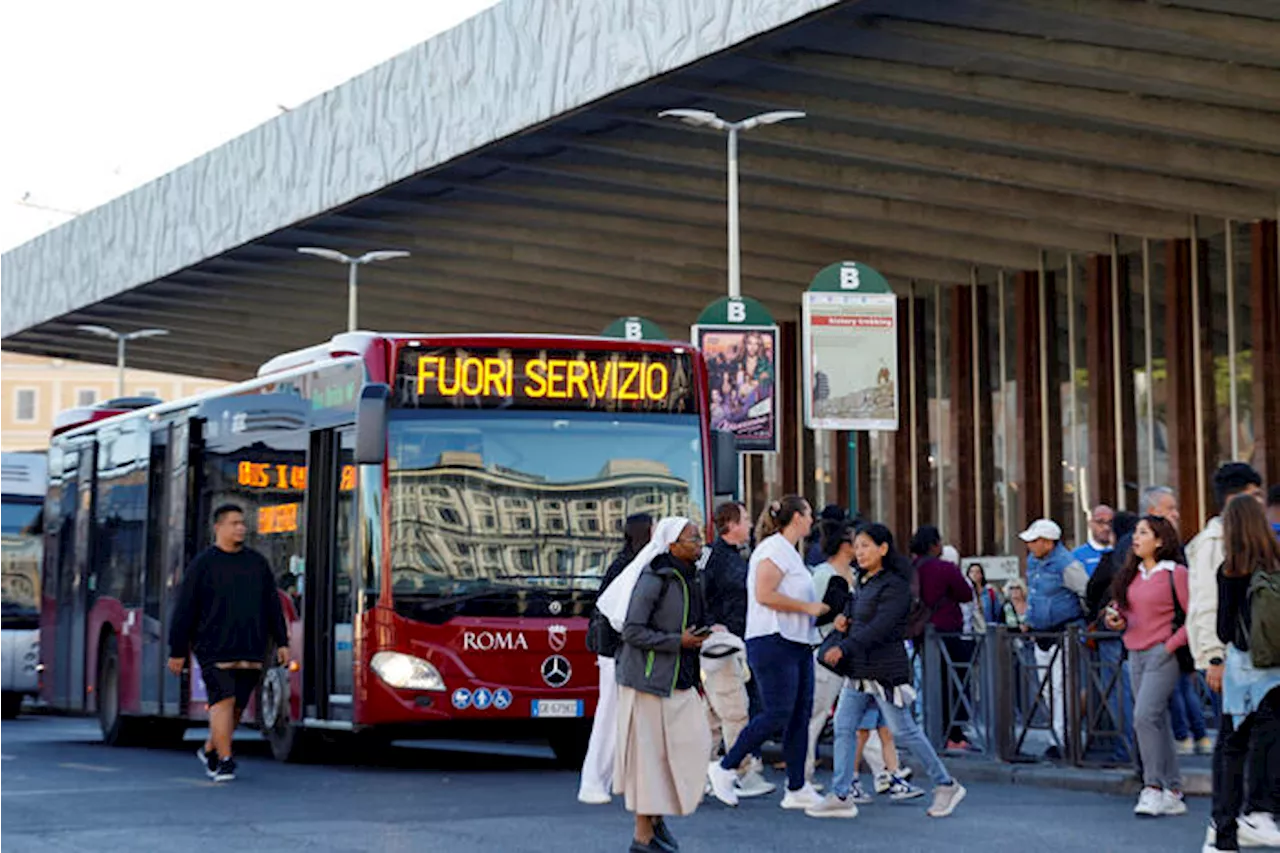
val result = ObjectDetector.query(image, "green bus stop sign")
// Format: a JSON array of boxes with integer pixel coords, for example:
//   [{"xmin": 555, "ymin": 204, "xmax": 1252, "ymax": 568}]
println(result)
[
  {"xmin": 602, "ymin": 316, "xmax": 668, "ymax": 341},
  {"xmin": 695, "ymin": 296, "xmax": 776, "ymax": 326},
  {"xmin": 807, "ymin": 261, "xmax": 893, "ymax": 294}
]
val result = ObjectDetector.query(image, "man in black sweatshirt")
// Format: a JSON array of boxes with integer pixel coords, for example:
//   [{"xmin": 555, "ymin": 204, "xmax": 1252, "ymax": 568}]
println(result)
[{"xmin": 168, "ymin": 503, "xmax": 288, "ymax": 781}]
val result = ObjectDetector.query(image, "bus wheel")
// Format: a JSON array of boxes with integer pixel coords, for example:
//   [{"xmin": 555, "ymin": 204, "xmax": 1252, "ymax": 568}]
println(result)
[
  {"xmin": 258, "ymin": 666, "xmax": 307, "ymax": 762},
  {"xmin": 547, "ymin": 721, "xmax": 592, "ymax": 768},
  {"xmin": 1, "ymin": 692, "xmax": 21, "ymax": 719},
  {"xmin": 98, "ymin": 634, "xmax": 142, "ymax": 746}
]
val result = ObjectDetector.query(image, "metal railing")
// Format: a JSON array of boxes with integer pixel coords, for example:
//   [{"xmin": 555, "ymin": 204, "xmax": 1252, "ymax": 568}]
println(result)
[{"xmin": 914, "ymin": 625, "xmax": 1212, "ymax": 768}]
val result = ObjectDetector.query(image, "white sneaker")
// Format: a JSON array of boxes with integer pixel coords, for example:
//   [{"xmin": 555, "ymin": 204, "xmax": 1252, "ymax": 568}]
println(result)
[
  {"xmin": 1240, "ymin": 812, "xmax": 1280, "ymax": 847},
  {"xmin": 1176, "ymin": 738, "xmax": 1196, "ymax": 756},
  {"xmin": 926, "ymin": 782, "xmax": 966, "ymax": 818},
  {"xmin": 1160, "ymin": 789, "xmax": 1187, "ymax": 816},
  {"xmin": 804, "ymin": 792, "xmax": 859, "ymax": 819},
  {"xmin": 780, "ymin": 783, "xmax": 824, "ymax": 810},
  {"xmin": 707, "ymin": 760, "xmax": 739, "ymax": 807},
  {"xmin": 1134, "ymin": 786, "xmax": 1164, "ymax": 817},
  {"xmin": 576, "ymin": 788, "xmax": 611, "ymax": 805},
  {"xmin": 735, "ymin": 769, "xmax": 777, "ymax": 799}
]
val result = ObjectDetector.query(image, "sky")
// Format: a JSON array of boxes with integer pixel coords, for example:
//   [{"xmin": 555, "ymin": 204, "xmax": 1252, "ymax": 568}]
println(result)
[{"xmin": 0, "ymin": 0, "xmax": 500, "ymax": 254}]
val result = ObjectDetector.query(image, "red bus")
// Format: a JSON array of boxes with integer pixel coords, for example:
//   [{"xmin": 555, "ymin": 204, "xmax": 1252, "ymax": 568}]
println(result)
[{"xmin": 39, "ymin": 332, "xmax": 726, "ymax": 763}]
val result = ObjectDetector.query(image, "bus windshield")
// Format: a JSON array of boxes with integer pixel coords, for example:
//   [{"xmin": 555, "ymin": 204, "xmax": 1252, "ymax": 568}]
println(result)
[
  {"xmin": 1, "ymin": 497, "xmax": 42, "ymax": 626},
  {"xmin": 386, "ymin": 410, "xmax": 705, "ymax": 619}
]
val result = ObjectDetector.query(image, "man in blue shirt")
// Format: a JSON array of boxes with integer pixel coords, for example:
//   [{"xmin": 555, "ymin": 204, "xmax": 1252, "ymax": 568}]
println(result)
[
  {"xmin": 1071, "ymin": 504, "xmax": 1114, "ymax": 578},
  {"xmin": 1268, "ymin": 485, "xmax": 1280, "ymax": 540}
]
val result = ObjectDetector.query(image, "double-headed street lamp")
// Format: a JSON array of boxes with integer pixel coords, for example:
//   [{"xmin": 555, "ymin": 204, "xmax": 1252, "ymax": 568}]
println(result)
[
  {"xmin": 75, "ymin": 325, "xmax": 169, "ymax": 397},
  {"xmin": 658, "ymin": 108, "xmax": 805, "ymax": 299},
  {"xmin": 297, "ymin": 247, "xmax": 411, "ymax": 332}
]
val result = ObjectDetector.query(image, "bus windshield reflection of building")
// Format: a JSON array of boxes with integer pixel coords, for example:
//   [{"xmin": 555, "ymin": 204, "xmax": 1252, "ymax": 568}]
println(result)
[{"xmin": 389, "ymin": 454, "xmax": 697, "ymax": 594}]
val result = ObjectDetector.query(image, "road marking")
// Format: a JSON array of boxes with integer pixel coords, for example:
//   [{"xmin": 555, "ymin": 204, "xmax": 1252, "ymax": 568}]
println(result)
[
  {"xmin": 57, "ymin": 762, "xmax": 119, "ymax": 773},
  {"xmin": 1, "ymin": 754, "xmax": 14, "ymax": 760},
  {"xmin": 2, "ymin": 784, "xmax": 183, "ymax": 798}
]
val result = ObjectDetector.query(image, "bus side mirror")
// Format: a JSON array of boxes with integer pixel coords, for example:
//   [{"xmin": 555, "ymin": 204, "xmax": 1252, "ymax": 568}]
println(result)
[
  {"xmin": 355, "ymin": 383, "xmax": 391, "ymax": 464},
  {"xmin": 711, "ymin": 429, "xmax": 739, "ymax": 499}
]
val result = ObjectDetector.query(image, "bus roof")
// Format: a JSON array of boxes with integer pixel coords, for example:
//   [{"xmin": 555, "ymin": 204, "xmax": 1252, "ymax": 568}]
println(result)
[{"xmin": 51, "ymin": 331, "xmax": 699, "ymax": 445}]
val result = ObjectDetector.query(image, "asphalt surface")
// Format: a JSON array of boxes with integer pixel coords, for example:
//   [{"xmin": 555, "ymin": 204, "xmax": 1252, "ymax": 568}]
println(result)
[{"xmin": 2, "ymin": 714, "xmax": 1205, "ymax": 852}]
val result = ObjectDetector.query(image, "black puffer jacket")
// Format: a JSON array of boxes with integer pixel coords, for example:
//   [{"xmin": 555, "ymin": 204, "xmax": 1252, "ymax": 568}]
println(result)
[{"xmin": 836, "ymin": 565, "xmax": 912, "ymax": 687}]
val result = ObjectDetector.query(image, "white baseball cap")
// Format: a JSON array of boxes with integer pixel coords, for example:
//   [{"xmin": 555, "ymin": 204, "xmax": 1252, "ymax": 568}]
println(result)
[{"xmin": 1018, "ymin": 518, "xmax": 1063, "ymax": 543}]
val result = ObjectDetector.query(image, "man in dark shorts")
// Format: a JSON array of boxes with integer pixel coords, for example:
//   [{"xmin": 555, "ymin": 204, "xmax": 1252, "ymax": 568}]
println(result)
[{"xmin": 168, "ymin": 503, "xmax": 288, "ymax": 781}]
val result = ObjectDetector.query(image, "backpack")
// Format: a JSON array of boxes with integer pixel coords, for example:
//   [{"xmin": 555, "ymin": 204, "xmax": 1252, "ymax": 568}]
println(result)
[
  {"xmin": 1248, "ymin": 569, "xmax": 1280, "ymax": 669},
  {"xmin": 905, "ymin": 561, "xmax": 942, "ymax": 640}
]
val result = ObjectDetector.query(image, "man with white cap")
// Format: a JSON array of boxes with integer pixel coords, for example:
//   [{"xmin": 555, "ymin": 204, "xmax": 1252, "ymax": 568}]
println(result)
[{"xmin": 1019, "ymin": 518, "xmax": 1088, "ymax": 758}]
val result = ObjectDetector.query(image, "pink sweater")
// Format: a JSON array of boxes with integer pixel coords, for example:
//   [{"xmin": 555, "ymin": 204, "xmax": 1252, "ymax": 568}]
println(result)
[{"xmin": 1118, "ymin": 562, "xmax": 1190, "ymax": 653}]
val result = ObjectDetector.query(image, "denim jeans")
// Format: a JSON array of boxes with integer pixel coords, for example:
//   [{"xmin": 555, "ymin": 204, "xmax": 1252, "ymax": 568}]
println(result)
[
  {"xmin": 1168, "ymin": 671, "xmax": 1207, "ymax": 741},
  {"xmin": 830, "ymin": 684, "xmax": 954, "ymax": 797},
  {"xmin": 721, "ymin": 634, "xmax": 814, "ymax": 792}
]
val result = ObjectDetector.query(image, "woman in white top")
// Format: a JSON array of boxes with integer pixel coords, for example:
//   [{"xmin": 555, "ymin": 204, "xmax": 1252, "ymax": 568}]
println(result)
[{"xmin": 707, "ymin": 496, "xmax": 828, "ymax": 810}]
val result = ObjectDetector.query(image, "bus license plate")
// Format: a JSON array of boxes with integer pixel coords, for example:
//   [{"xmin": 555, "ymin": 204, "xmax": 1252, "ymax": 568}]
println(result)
[{"xmin": 532, "ymin": 699, "xmax": 583, "ymax": 718}]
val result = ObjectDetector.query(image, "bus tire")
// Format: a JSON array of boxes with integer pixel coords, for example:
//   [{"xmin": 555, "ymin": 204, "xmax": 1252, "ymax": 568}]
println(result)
[
  {"xmin": 98, "ymin": 633, "xmax": 143, "ymax": 746},
  {"xmin": 258, "ymin": 666, "xmax": 309, "ymax": 762},
  {"xmin": 1, "ymin": 692, "xmax": 21, "ymax": 719},
  {"xmin": 547, "ymin": 720, "xmax": 592, "ymax": 768}
]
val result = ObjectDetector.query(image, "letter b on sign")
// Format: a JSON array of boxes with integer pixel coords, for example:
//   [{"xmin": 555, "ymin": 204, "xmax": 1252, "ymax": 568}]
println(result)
[
  {"xmin": 840, "ymin": 265, "xmax": 861, "ymax": 290},
  {"xmin": 727, "ymin": 301, "xmax": 747, "ymax": 323},
  {"xmin": 624, "ymin": 320, "xmax": 643, "ymax": 340}
]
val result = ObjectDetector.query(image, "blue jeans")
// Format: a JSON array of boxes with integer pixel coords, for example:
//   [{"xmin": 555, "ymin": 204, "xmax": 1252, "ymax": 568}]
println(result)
[
  {"xmin": 722, "ymin": 634, "xmax": 814, "ymax": 792},
  {"xmin": 1169, "ymin": 671, "xmax": 1207, "ymax": 741},
  {"xmin": 830, "ymin": 685, "xmax": 953, "ymax": 797},
  {"xmin": 1097, "ymin": 639, "xmax": 1135, "ymax": 762}
]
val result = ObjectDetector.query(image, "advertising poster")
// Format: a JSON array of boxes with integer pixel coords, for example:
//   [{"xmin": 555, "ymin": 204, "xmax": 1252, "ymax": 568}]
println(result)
[
  {"xmin": 696, "ymin": 325, "xmax": 778, "ymax": 453},
  {"xmin": 802, "ymin": 261, "xmax": 899, "ymax": 431}
]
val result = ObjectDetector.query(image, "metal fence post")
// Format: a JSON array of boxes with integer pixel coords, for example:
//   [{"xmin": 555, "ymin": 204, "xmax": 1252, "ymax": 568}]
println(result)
[
  {"xmin": 923, "ymin": 625, "xmax": 943, "ymax": 747},
  {"xmin": 992, "ymin": 626, "xmax": 1013, "ymax": 761},
  {"xmin": 1065, "ymin": 624, "xmax": 1082, "ymax": 766}
]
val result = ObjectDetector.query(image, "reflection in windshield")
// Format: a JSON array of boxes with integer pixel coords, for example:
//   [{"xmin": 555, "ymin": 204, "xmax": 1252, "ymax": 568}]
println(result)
[
  {"xmin": 387, "ymin": 411, "xmax": 705, "ymax": 597},
  {"xmin": 2, "ymin": 499, "xmax": 42, "ymax": 621}
]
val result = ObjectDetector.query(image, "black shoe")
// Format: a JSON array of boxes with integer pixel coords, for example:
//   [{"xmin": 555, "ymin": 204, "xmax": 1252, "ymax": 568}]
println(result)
[
  {"xmin": 652, "ymin": 818, "xmax": 678, "ymax": 851},
  {"xmin": 1044, "ymin": 745, "xmax": 1063, "ymax": 760},
  {"xmin": 629, "ymin": 838, "xmax": 672, "ymax": 853},
  {"xmin": 196, "ymin": 746, "xmax": 217, "ymax": 778},
  {"xmin": 212, "ymin": 757, "xmax": 236, "ymax": 782}
]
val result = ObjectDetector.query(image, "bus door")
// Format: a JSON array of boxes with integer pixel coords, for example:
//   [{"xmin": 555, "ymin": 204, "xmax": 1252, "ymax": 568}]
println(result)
[
  {"xmin": 160, "ymin": 419, "xmax": 195, "ymax": 716},
  {"xmin": 65, "ymin": 443, "xmax": 96, "ymax": 711},
  {"xmin": 302, "ymin": 428, "xmax": 358, "ymax": 722}
]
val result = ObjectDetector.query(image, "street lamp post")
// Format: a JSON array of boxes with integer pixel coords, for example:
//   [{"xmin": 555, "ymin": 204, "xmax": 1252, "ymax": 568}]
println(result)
[
  {"xmin": 658, "ymin": 108, "xmax": 805, "ymax": 299},
  {"xmin": 75, "ymin": 325, "xmax": 169, "ymax": 397},
  {"xmin": 297, "ymin": 247, "xmax": 411, "ymax": 332}
]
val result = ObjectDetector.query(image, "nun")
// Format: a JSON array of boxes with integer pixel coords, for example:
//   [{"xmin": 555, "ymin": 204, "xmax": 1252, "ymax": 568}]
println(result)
[{"xmin": 612, "ymin": 517, "xmax": 712, "ymax": 853}]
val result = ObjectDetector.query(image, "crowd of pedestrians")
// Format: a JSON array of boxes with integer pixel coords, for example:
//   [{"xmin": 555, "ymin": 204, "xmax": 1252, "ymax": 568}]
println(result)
[
  {"xmin": 581, "ymin": 458, "xmax": 1280, "ymax": 852},
  {"xmin": 587, "ymin": 497, "xmax": 976, "ymax": 852}
]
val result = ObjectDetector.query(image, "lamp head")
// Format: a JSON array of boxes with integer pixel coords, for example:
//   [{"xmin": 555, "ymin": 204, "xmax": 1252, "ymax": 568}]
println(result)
[
  {"xmin": 297, "ymin": 246, "xmax": 353, "ymax": 264},
  {"xmin": 658, "ymin": 108, "xmax": 730, "ymax": 131}
]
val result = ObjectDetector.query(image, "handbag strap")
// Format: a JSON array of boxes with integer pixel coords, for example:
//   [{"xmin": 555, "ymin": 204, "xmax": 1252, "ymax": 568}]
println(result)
[{"xmin": 1168, "ymin": 568, "xmax": 1186, "ymax": 630}]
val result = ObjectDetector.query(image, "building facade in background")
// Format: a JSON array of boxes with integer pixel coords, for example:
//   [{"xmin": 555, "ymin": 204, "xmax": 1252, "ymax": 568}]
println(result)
[{"xmin": 0, "ymin": 351, "xmax": 225, "ymax": 451}]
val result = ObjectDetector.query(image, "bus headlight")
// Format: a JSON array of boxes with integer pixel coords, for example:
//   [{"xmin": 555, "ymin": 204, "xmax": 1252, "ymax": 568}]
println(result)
[{"xmin": 370, "ymin": 652, "xmax": 446, "ymax": 692}]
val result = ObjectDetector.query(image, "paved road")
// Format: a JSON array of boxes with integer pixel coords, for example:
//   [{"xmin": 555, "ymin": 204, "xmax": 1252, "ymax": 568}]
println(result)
[{"xmin": 2, "ymin": 715, "xmax": 1202, "ymax": 852}]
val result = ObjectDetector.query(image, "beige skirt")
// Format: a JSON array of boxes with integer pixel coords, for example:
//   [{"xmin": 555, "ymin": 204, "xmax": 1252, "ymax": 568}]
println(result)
[{"xmin": 613, "ymin": 685, "xmax": 710, "ymax": 816}]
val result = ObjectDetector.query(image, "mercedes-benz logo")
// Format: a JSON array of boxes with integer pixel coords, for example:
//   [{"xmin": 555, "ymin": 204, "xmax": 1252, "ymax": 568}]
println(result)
[
  {"xmin": 541, "ymin": 654, "xmax": 572, "ymax": 688},
  {"xmin": 548, "ymin": 600, "xmax": 563, "ymax": 616}
]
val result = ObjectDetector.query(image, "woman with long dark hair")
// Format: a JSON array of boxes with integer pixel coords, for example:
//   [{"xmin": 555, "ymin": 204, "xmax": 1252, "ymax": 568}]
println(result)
[
  {"xmin": 1104, "ymin": 515, "xmax": 1190, "ymax": 818},
  {"xmin": 708, "ymin": 495, "xmax": 829, "ymax": 810},
  {"xmin": 579, "ymin": 513, "xmax": 653, "ymax": 805},
  {"xmin": 1205, "ymin": 495, "xmax": 1280, "ymax": 852},
  {"xmin": 809, "ymin": 523, "xmax": 965, "ymax": 819}
]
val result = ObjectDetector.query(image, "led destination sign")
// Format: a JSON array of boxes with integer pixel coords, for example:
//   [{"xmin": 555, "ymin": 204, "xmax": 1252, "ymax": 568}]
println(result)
[{"xmin": 396, "ymin": 347, "xmax": 696, "ymax": 413}]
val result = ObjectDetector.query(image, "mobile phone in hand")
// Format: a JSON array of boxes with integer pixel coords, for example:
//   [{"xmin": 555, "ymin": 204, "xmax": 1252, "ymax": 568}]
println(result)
[{"xmin": 691, "ymin": 625, "xmax": 714, "ymax": 637}]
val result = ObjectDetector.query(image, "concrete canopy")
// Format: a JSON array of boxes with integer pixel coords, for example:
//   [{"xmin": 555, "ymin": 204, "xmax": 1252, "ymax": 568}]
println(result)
[{"xmin": 4, "ymin": 0, "xmax": 1279, "ymax": 380}]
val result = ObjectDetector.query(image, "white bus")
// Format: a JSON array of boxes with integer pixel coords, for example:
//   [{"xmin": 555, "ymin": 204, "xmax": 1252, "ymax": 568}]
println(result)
[{"xmin": 2, "ymin": 452, "xmax": 46, "ymax": 718}]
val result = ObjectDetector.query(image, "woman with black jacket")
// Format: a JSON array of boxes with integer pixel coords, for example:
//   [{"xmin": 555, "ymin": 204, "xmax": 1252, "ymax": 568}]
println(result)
[
  {"xmin": 808, "ymin": 523, "xmax": 966, "ymax": 820},
  {"xmin": 579, "ymin": 513, "xmax": 653, "ymax": 806},
  {"xmin": 1206, "ymin": 496, "xmax": 1280, "ymax": 852}
]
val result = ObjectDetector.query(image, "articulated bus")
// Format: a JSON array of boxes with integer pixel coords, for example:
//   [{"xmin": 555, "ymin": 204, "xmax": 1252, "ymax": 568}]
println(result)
[
  {"xmin": 39, "ymin": 332, "xmax": 725, "ymax": 762},
  {"xmin": 3, "ymin": 452, "xmax": 47, "ymax": 718}
]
